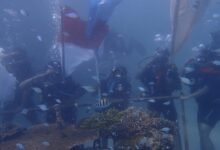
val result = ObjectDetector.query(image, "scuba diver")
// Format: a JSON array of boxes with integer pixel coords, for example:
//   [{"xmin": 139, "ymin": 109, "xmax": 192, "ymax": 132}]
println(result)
[
  {"xmin": 137, "ymin": 48, "xmax": 181, "ymax": 121},
  {"xmin": 93, "ymin": 66, "xmax": 131, "ymax": 149},
  {"xmin": 137, "ymin": 48, "xmax": 182, "ymax": 150},
  {"xmin": 0, "ymin": 48, "xmax": 32, "ymax": 127},
  {"xmin": 181, "ymin": 30, "xmax": 220, "ymax": 150},
  {"xmin": 0, "ymin": 48, "xmax": 31, "ymax": 82},
  {"xmin": 97, "ymin": 66, "xmax": 131, "ymax": 111},
  {"xmin": 19, "ymin": 61, "xmax": 86, "ymax": 125}
]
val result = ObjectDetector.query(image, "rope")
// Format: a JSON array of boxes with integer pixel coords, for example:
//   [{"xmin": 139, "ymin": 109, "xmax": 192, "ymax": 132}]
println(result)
[{"xmin": 0, "ymin": 94, "xmax": 183, "ymax": 115}]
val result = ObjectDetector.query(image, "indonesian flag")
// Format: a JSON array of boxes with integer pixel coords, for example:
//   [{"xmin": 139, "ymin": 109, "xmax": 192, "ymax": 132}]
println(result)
[
  {"xmin": 170, "ymin": 0, "xmax": 211, "ymax": 53},
  {"xmin": 60, "ymin": 6, "xmax": 108, "ymax": 76}
]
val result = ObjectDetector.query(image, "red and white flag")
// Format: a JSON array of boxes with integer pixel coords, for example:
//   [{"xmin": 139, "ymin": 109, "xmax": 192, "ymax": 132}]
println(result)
[{"xmin": 59, "ymin": 6, "xmax": 108, "ymax": 76}]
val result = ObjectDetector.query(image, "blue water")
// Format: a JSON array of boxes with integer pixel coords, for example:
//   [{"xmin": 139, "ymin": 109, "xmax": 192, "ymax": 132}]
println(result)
[{"xmin": 0, "ymin": 0, "xmax": 220, "ymax": 149}]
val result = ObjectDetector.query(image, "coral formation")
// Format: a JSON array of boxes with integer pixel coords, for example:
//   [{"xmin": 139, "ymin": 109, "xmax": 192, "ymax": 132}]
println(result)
[
  {"xmin": 0, "ymin": 107, "xmax": 176, "ymax": 150},
  {"xmin": 80, "ymin": 107, "xmax": 176, "ymax": 150}
]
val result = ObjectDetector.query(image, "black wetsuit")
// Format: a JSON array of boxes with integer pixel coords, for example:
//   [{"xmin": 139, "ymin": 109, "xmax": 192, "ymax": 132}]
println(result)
[
  {"xmin": 39, "ymin": 77, "xmax": 86, "ymax": 124},
  {"xmin": 183, "ymin": 58, "xmax": 220, "ymax": 127},
  {"xmin": 138, "ymin": 61, "xmax": 181, "ymax": 121},
  {"xmin": 100, "ymin": 75, "xmax": 131, "ymax": 110}
]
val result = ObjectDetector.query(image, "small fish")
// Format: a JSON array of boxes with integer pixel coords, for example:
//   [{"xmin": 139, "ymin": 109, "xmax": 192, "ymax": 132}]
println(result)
[
  {"xmin": 214, "ymin": 49, "xmax": 220, "ymax": 53},
  {"xmin": 3, "ymin": 9, "xmax": 18, "ymax": 17},
  {"xmin": 154, "ymin": 34, "xmax": 171, "ymax": 43},
  {"xmin": 162, "ymin": 133, "xmax": 170, "ymax": 139},
  {"xmin": 184, "ymin": 67, "xmax": 194, "ymax": 73},
  {"xmin": 154, "ymin": 37, "xmax": 163, "ymax": 42},
  {"xmin": 82, "ymin": 86, "xmax": 96, "ymax": 93},
  {"xmin": 16, "ymin": 143, "xmax": 25, "ymax": 150},
  {"xmin": 87, "ymin": 68, "xmax": 92, "ymax": 72},
  {"xmin": 109, "ymin": 50, "xmax": 114, "ymax": 54},
  {"xmin": 0, "ymin": 47, "xmax": 5, "ymax": 53},
  {"xmin": 212, "ymin": 13, "xmax": 220, "ymax": 19},
  {"xmin": 206, "ymin": 19, "xmax": 213, "ymax": 23},
  {"xmin": 92, "ymin": 76, "xmax": 99, "ymax": 81},
  {"xmin": 36, "ymin": 35, "xmax": 42, "ymax": 42},
  {"xmin": 154, "ymin": 34, "xmax": 161, "ymax": 38},
  {"xmin": 163, "ymin": 101, "xmax": 171, "ymax": 106},
  {"xmin": 19, "ymin": 9, "xmax": 28, "ymax": 17},
  {"xmin": 99, "ymin": 0, "xmax": 108, "ymax": 5},
  {"xmin": 86, "ymin": 106, "xmax": 92, "ymax": 113},
  {"xmin": 74, "ymin": 103, "xmax": 79, "ymax": 107},
  {"xmin": 212, "ymin": 60, "xmax": 220, "ymax": 66},
  {"xmin": 0, "ymin": 47, "xmax": 5, "ymax": 56},
  {"xmin": 52, "ymin": 13, "xmax": 57, "ymax": 19},
  {"xmin": 192, "ymin": 46, "xmax": 200, "ymax": 52},
  {"xmin": 154, "ymin": 34, "xmax": 163, "ymax": 42},
  {"xmin": 138, "ymin": 86, "xmax": 146, "ymax": 92},
  {"xmin": 165, "ymin": 34, "xmax": 172, "ymax": 42},
  {"xmin": 198, "ymin": 43, "xmax": 205, "ymax": 49},
  {"xmin": 95, "ymin": 98, "xmax": 111, "ymax": 109},
  {"xmin": 148, "ymin": 99, "xmax": 156, "ymax": 103},
  {"xmin": 56, "ymin": 99, "xmax": 62, "ymax": 104},
  {"xmin": 135, "ymin": 145, "xmax": 140, "ymax": 149},
  {"xmin": 192, "ymin": 44, "xmax": 205, "ymax": 52},
  {"xmin": 116, "ymin": 84, "xmax": 123, "ymax": 91},
  {"xmin": 21, "ymin": 109, "xmax": 28, "ymax": 115},
  {"xmin": 32, "ymin": 87, "xmax": 42, "ymax": 93},
  {"xmin": 160, "ymin": 127, "xmax": 171, "ymax": 133},
  {"xmin": 38, "ymin": 104, "xmax": 48, "ymax": 111},
  {"xmin": 180, "ymin": 77, "xmax": 193, "ymax": 85},
  {"xmin": 65, "ymin": 12, "xmax": 78, "ymax": 18},
  {"xmin": 41, "ymin": 141, "xmax": 50, "ymax": 147},
  {"xmin": 51, "ymin": 44, "xmax": 57, "ymax": 49},
  {"xmin": 148, "ymin": 82, "xmax": 155, "ymax": 85}
]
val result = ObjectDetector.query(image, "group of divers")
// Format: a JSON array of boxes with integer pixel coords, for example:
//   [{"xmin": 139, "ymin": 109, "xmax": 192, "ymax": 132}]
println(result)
[{"xmin": 0, "ymin": 30, "xmax": 220, "ymax": 150}]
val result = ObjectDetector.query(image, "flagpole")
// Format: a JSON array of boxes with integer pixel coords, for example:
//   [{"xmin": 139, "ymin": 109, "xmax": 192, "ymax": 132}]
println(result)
[
  {"xmin": 58, "ymin": 0, "xmax": 66, "ymax": 78},
  {"xmin": 94, "ymin": 51, "xmax": 101, "ymax": 101},
  {"xmin": 170, "ymin": 0, "xmax": 189, "ymax": 149}
]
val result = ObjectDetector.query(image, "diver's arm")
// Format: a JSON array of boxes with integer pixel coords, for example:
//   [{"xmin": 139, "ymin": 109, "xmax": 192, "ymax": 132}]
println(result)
[
  {"xmin": 19, "ymin": 69, "xmax": 54, "ymax": 90},
  {"xmin": 0, "ymin": 52, "xmax": 20, "ymax": 61},
  {"xmin": 180, "ymin": 86, "xmax": 208, "ymax": 100}
]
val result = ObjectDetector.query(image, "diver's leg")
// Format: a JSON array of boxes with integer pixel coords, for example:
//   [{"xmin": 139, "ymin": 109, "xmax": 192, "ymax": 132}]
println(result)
[
  {"xmin": 197, "ymin": 103, "xmax": 218, "ymax": 150},
  {"xmin": 198, "ymin": 123, "xmax": 214, "ymax": 150},
  {"xmin": 2, "ymin": 101, "xmax": 15, "ymax": 126}
]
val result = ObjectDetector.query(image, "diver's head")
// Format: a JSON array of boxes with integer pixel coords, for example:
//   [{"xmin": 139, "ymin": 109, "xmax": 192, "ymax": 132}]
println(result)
[
  {"xmin": 111, "ymin": 66, "xmax": 127, "ymax": 78},
  {"xmin": 152, "ymin": 48, "xmax": 170, "ymax": 64},
  {"xmin": 196, "ymin": 47, "xmax": 216, "ymax": 63},
  {"xmin": 210, "ymin": 30, "xmax": 220, "ymax": 49}
]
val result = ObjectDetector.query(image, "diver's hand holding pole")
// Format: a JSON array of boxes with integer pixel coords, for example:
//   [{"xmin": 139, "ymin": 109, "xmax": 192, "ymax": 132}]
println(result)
[{"xmin": 179, "ymin": 86, "xmax": 208, "ymax": 100}]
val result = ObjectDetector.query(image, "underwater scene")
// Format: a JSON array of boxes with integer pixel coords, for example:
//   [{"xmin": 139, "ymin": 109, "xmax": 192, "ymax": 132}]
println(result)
[{"xmin": 0, "ymin": 0, "xmax": 220, "ymax": 149}]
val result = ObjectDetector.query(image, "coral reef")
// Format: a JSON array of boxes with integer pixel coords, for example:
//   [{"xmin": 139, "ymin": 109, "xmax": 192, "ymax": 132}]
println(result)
[
  {"xmin": 0, "ymin": 107, "xmax": 177, "ymax": 150},
  {"xmin": 0, "ymin": 124, "xmax": 98, "ymax": 150},
  {"xmin": 80, "ymin": 108, "xmax": 124, "ymax": 130},
  {"xmin": 80, "ymin": 107, "xmax": 176, "ymax": 150}
]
